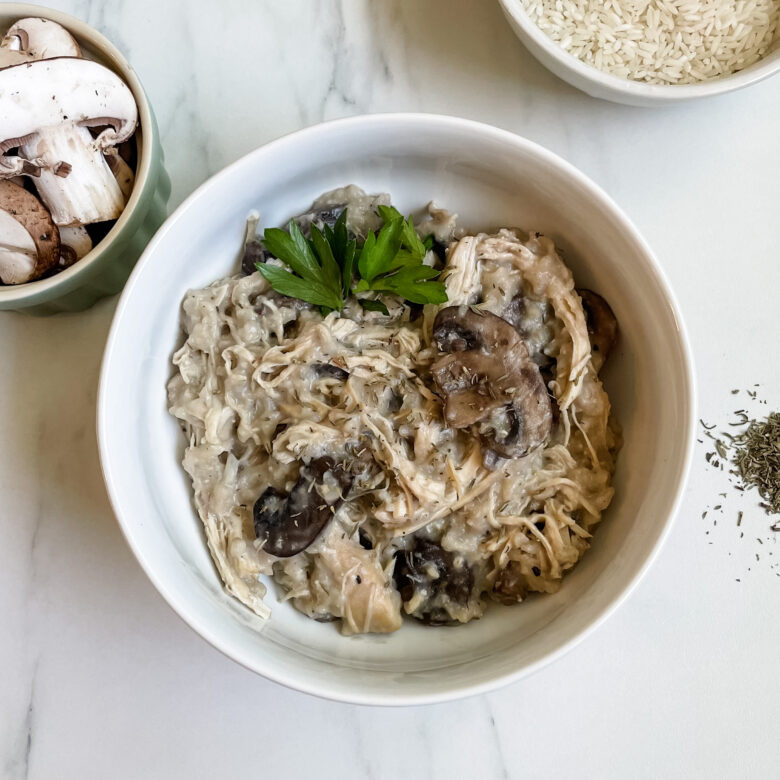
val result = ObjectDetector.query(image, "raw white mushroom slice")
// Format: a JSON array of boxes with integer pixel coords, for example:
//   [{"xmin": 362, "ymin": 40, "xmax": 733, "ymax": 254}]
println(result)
[
  {"xmin": 0, "ymin": 210, "xmax": 38, "ymax": 283},
  {"xmin": 0, "ymin": 57, "xmax": 138, "ymax": 226},
  {"xmin": 58, "ymin": 224, "xmax": 92, "ymax": 267},
  {"xmin": 1, "ymin": 17, "xmax": 81, "ymax": 60},
  {"xmin": 105, "ymin": 152, "xmax": 135, "ymax": 200}
]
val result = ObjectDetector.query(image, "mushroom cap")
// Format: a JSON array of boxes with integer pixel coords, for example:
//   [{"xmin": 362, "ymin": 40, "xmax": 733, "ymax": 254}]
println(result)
[
  {"xmin": 253, "ymin": 457, "xmax": 352, "ymax": 557},
  {"xmin": 393, "ymin": 538, "xmax": 475, "ymax": 625},
  {"xmin": 0, "ymin": 57, "xmax": 137, "ymax": 155},
  {"xmin": 0, "ymin": 49, "xmax": 33, "ymax": 68},
  {"xmin": 578, "ymin": 289, "xmax": 618, "ymax": 371},
  {"xmin": 432, "ymin": 306, "xmax": 553, "ymax": 458},
  {"xmin": 0, "ymin": 179, "xmax": 59, "ymax": 282},
  {"xmin": 2, "ymin": 17, "xmax": 81, "ymax": 59}
]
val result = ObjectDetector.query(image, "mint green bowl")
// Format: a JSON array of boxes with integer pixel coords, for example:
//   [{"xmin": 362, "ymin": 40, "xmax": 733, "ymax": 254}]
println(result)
[{"xmin": 0, "ymin": 4, "xmax": 170, "ymax": 315}]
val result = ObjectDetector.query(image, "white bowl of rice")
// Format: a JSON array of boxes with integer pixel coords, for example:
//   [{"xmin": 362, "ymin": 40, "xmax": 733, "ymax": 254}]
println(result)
[{"xmin": 499, "ymin": 0, "xmax": 780, "ymax": 105}]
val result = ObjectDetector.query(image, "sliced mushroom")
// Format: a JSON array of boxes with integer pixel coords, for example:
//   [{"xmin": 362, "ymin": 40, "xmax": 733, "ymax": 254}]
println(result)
[
  {"xmin": 0, "ymin": 179, "xmax": 59, "ymax": 283},
  {"xmin": 0, "ymin": 17, "xmax": 81, "ymax": 74},
  {"xmin": 241, "ymin": 239, "xmax": 270, "ymax": 275},
  {"xmin": 0, "ymin": 48, "xmax": 32, "ymax": 68},
  {"xmin": 494, "ymin": 562, "xmax": 529, "ymax": 604},
  {"xmin": 0, "ymin": 57, "xmax": 138, "ymax": 226},
  {"xmin": 578, "ymin": 289, "xmax": 618, "ymax": 372},
  {"xmin": 431, "ymin": 306, "xmax": 552, "ymax": 458},
  {"xmin": 393, "ymin": 538, "xmax": 475, "ymax": 625},
  {"xmin": 253, "ymin": 457, "xmax": 351, "ymax": 558},
  {"xmin": 311, "ymin": 362, "xmax": 349, "ymax": 382},
  {"xmin": 1, "ymin": 20, "xmax": 135, "ymax": 213},
  {"xmin": 58, "ymin": 225, "xmax": 92, "ymax": 268},
  {"xmin": 294, "ymin": 204, "xmax": 346, "ymax": 236},
  {"xmin": 1, "ymin": 17, "xmax": 81, "ymax": 60},
  {"xmin": 105, "ymin": 152, "xmax": 135, "ymax": 200},
  {"xmin": 239, "ymin": 213, "xmax": 272, "ymax": 275},
  {"xmin": 502, "ymin": 294, "xmax": 555, "ymax": 371},
  {"xmin": 0, "ymin": 210, "xmax": 38, "ymax": 283}
]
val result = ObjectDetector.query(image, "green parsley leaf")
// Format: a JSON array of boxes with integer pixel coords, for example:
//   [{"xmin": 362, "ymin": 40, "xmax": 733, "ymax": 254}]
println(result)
[
  {"xmin": 255, "ymin": 263, "xmax": 343, "ymax": 309},
  {"xmin": 358, "ymin": 299, "xmax": 390, "ymax": 315},
  {"xmin": 367, "ymin": 264, "xmax": 446, "ymax": 304},
  {"xmin": 341, "ymin": 240, "xmax": 356, "ymax": 297},
  {"xmin": 330, "ymin": 211, "xmax": 357, "ymax": 297},
  {"xmin": 359, "ymin": 217, "xmax": 404, "ymax": 281},
  {"xmin": 377, "ymin": 205, "xmax": 427, "ymax": 260},
  {"xmin": 384, "ymin": 248, "xmax": 427, "ymax": 273},
  {"xmin": 263, "ymin": 221, "xmax": 323, "ymax": 285},
  {"xmin": 256, "ymin": 202, "xmax": 448, "ymax": 315},
  {"xmin": 309, "ymin": 225, "xmax": 341, "ymax": 292}
]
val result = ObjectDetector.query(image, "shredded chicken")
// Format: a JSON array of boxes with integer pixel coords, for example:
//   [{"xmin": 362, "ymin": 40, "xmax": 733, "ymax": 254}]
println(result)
[{"xmin": 167, "ymin": 187, "xmax": 620, "ymax": 634}]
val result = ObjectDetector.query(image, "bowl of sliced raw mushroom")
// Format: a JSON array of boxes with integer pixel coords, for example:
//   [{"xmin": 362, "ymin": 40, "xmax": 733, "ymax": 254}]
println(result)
[{"xmin": 0, "ymin": 5, "xmax": 170, "ymax": 314}]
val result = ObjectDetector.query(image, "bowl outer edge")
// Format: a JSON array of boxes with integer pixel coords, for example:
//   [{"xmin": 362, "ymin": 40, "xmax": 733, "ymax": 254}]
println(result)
[{"xmin": 97, "ymin": 112, "xmax": 698, "ymax": 705}]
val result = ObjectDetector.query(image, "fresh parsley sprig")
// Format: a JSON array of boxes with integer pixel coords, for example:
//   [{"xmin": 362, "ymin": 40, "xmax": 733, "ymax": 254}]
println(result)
[
  {"xmin": 258, "ymin": 218, "xmax": 347, "ymax": 310},
  {"xmin": 255, "ymin": 207, "xmax": 447, "ymax": 314}
]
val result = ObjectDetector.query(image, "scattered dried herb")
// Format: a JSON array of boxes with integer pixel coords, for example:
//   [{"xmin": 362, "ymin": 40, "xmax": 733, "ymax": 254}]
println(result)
[{"xmin": 733, "ymin": 412, "xmax": 780, "ymax": 515}]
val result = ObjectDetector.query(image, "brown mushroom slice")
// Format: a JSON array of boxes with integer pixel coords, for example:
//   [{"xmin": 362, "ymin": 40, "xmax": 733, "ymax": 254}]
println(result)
[
  {"xmin": 502, "ymin": 294, "xmax": 556, "ymax": 371},
  {"xmin": 253, "ymin": 457, "xmax": 351, "ymax": 558},
  {"xmin": 475, "ymin": 232, "xmax": 591, "ymax": 409},
  {"xmin": 393, "ymin": 538, "xmax": 476, "ymax": 625},
  {"xmin": 431, "ymin": 306, "xmax": 552, "ymax": 458},
  {"xmin": 0, "ymin": 57, "xmax": 138, "ymax": 226},
  {"xmin": 578, "ymin": 289, "xmax": 618, "ymax": 372},
  {"xmin": 0, "ymin": 180, "xmax": 59, "ymax": 283}
]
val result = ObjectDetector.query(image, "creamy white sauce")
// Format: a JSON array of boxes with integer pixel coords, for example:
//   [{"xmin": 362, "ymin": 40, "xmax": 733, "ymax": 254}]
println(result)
[{"xmin": 167, "ymin": 187, "xmax": 620, "ymax": 634}]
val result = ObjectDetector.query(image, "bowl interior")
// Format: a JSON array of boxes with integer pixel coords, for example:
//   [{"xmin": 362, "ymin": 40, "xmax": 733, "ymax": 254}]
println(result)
[
  {"xmin": 99, "ymin": 115, "xmax": 693, "ymax": 704},
  {"xmin": 0, "ymin": 4, "xmax": 155, "ymax": 304}
]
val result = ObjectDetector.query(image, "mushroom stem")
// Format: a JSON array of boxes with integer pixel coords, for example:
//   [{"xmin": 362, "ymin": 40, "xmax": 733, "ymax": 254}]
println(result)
[
  {"xmin": 19, "ymin": 124, "xmax": 125, "ymax": 226},
  {"xmin": 104, "ymin": 150, "xmax": 135, "ymax": 200}
]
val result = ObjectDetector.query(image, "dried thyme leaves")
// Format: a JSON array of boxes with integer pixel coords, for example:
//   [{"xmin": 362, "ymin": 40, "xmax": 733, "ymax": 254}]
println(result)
[
  {"xmin": 700, "ymin": 385, "xmax": 780, "ymax": 531},
  {"xmin": 732, "ymin": 412, "xmax": 780, "ymax": 515}
]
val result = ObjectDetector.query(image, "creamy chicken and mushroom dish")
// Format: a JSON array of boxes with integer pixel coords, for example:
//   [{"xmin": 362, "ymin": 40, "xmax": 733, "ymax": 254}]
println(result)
[{"xmin": 167, "ymin": 186, "xmax": 620, "ymax": 634}]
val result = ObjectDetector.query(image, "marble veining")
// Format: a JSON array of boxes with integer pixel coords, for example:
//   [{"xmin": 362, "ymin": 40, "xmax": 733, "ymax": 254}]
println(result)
[{"xmin": 1, "ymin": 1, "xmax": 780, "ymax": 778}]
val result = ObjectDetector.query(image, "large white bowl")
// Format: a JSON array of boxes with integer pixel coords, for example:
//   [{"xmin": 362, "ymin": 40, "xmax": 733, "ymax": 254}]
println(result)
[
  {"xmin": 98, "ymin": 114, "xmax": 695, "ymax": 705},
  {"xmin": 498, "ymin": 0, "xmax": 780, "ymax": 106}
]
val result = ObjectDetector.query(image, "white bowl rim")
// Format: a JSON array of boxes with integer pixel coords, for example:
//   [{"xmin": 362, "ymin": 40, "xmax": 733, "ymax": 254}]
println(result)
[
  {"xmin": 0, "ymin": 3, "xmax": 156, "ymax": 304},
  {"xmin": 498, "ymin": 0, "xmax": 780, "ymax": 102},
  {"xmin": 97, "ymin": 112, "xmax": 697, "ymax": 705}
]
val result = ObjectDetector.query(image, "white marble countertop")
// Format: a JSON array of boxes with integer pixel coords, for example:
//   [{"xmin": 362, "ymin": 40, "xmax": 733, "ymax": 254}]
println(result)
[{"xmin": 2, "ymin": 1, "xmax": 780, "ymax": 777}]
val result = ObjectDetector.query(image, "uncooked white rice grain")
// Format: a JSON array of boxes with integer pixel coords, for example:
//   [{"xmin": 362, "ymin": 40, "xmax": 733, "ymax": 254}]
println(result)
[{"xmin": 522, "ymin": 0, "xmax": 780, "ymax": 84}]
